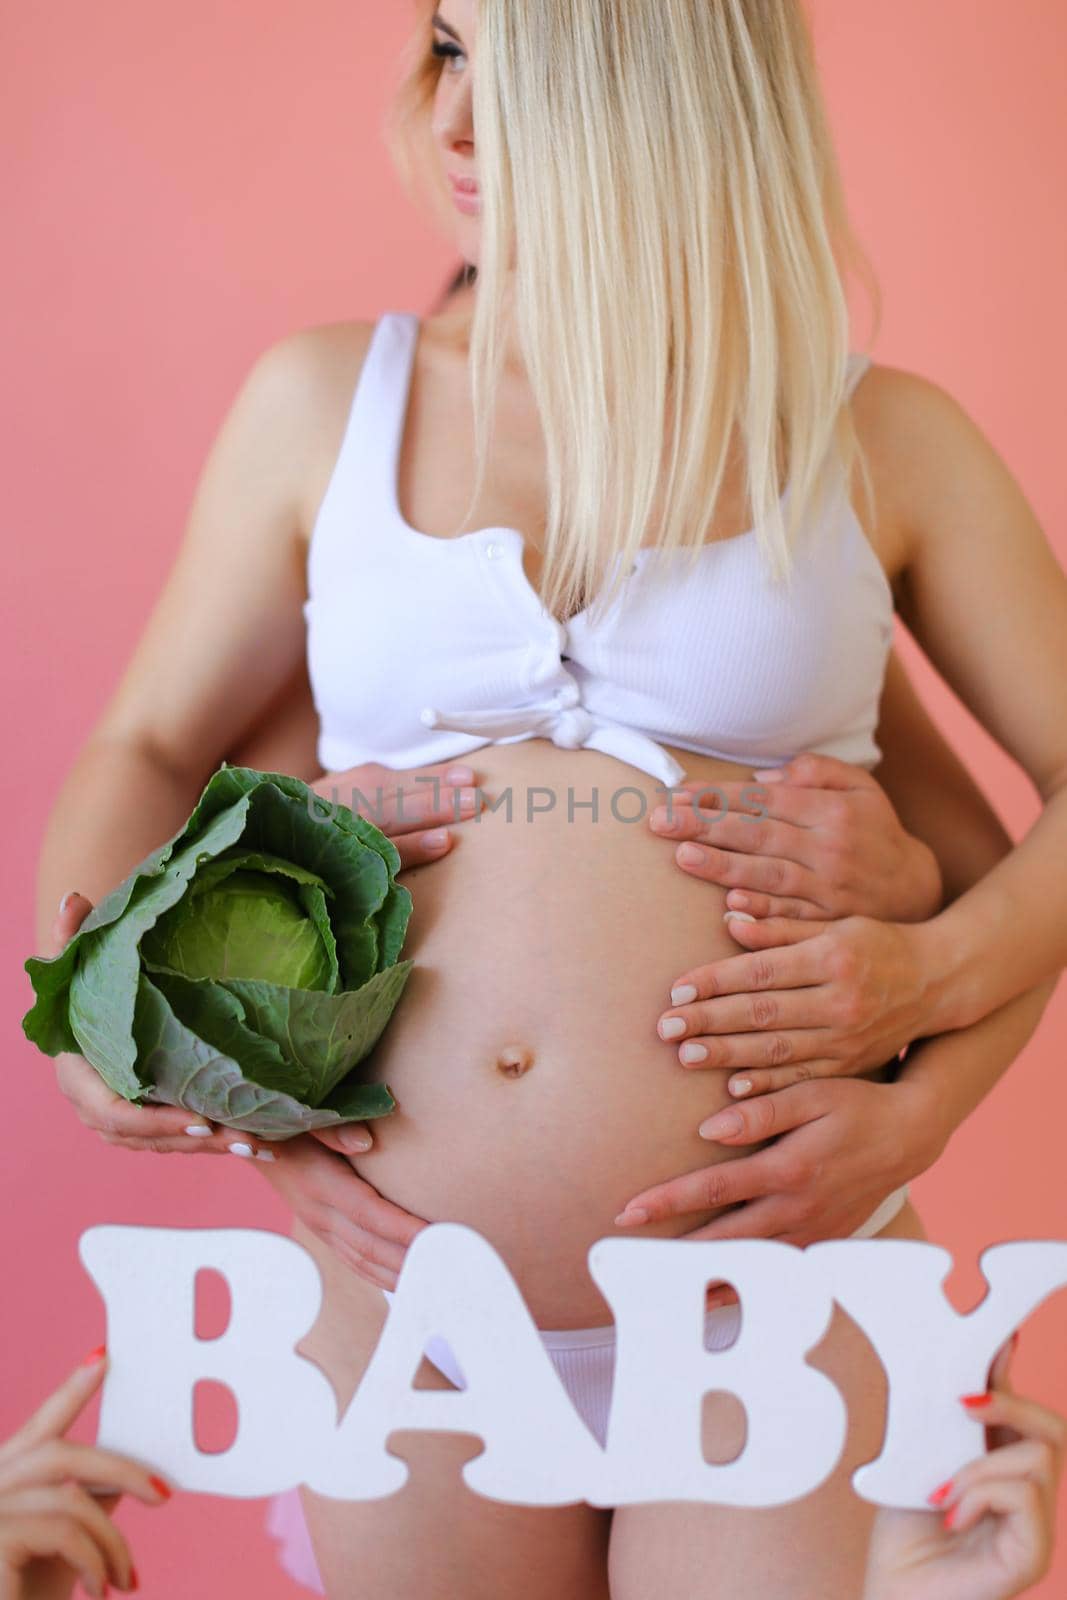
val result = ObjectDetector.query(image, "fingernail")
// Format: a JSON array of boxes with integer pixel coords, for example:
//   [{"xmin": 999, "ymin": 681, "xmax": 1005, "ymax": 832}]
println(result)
[
  {"xmin": 184, "ymin": 1124, "xmax": 213, "ymax": 1138},
  {"xmin": 670, "ymin": 983, "xmax": 698, "ymax": 1005},
  {"xmin": 927, "ymin": 1479, "xmax": 954, "ymax": 1506},
  {"xmin": 659, "ymin": 1017, "xmax": 686, "ymax": 1038},
  {"xmin": 943, "ymin": 1505, "xmax": 957, "ymax": 1530},
  {"xmin": 723, "ymin": 910, "xmax": 756, "ymax": 924},
  {"xmin": 254, "ymin": 1148, "xmax": 277, "ymax": 1161},
  {"xmin": 1011, "ymin": 1328, "xmax": 1021, "ymax": 1351},
  {"xmin": 148, "ymin": 1474, "xmax": 172, "ymax": 1500},
  {"xmin": 457, "ymin": 787, "xmax": 480, "ymax": 812},
  {"xmin": 729, "ymin": 1077, "xmax": 753, "ymax": 1097},
  {"xmin": 757, "ymin": 767, "xmax": 786, "ymax": 782},
  {"xmin": 80, "ymin": 1344, "xmax": 107, "ymax": 1366},
  {"xmin": 960, "ymin": 1392, "xmax": 993, "ymax": 1407},
  {"xmin": 727, "ymin": 892, "xmax": 750, "ymax": 909},
  {"xmin": 700, "ymin": 1110, "xmax": 744, "ymax": 1139},
  {"xmin": 58, "ymin": 890, "xmax": 78, "ymax": 915},
  {"xmin": 679, "ymin": 1041, "xmax": 708, "ymax": 1063},
  {"xmin": 677, "ymin": 843, "xmax": 704, "ymax": 865},
  {"xmin": 614, "ymin": 1207, "xmax": 649, "ymax": 1227},
  {"xmin": 445, "ymin": 766, "xmax": 474, "ymax": 783},
  {"xmin": 227, "ymin": 1143, "xmax": 255, "ymax": 1159},
  {"xmin": 129, "ymin": 1565, "xmax": 139, "ymax": 1590},
  {"xmin": 422, "ymin": 829, "xmax": 449, "ymax": 848}
]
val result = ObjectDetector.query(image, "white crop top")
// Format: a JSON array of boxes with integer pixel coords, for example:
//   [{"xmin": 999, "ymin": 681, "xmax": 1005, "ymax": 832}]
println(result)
[{"xmin": 303, "ymin": 311, "xmax": 895, "ymax": 790}]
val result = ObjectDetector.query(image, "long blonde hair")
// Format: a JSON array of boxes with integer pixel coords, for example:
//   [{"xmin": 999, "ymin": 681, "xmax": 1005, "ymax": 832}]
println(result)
[{"xmin": 386, "ymin": 0, "xmax": 881, "ymax": 627}]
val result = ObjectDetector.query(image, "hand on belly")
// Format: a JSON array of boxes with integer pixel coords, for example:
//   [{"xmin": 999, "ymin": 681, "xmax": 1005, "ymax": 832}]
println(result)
[{"xmin": 343, "ymin": 740, "xmax": 767, "ymax": 1325}]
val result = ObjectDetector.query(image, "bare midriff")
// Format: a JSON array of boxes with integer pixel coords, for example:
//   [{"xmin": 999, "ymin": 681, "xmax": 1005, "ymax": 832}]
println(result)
[{"xmin": 308, "ymin": 735, "xmax": 896, "ymax": 1331}]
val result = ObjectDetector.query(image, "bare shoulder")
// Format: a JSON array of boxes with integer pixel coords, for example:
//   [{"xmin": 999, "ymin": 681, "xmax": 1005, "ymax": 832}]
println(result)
[
  {"xmin": 255, "ymin": 318, "xmax": 379, "ymax": 543},
  {"xmin": 847, "ymin": 359, "xmax": 1025, "ymax": 584}
]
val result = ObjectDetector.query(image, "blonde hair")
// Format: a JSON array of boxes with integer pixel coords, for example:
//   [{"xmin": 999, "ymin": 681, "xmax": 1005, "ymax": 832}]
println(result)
[{"xmin": 385, "ymin": 0, "xmax": 881, "ymax": 628}]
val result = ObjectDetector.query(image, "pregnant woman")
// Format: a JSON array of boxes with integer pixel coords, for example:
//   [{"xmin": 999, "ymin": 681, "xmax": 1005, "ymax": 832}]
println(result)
[{"xmin": 33, "ymin": 2, "xmax": 1067, "ymax": 1596}]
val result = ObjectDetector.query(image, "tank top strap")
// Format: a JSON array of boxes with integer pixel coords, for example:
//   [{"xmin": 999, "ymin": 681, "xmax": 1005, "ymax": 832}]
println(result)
[
  {"xmin": 331, "ymin": 309, "xmax": 420, "ymax": 523},
  {"xmin": 305, "ymin": 310, "xmax": 419, "ymax": 595},
  {"xmin": 844, "ymin": 350, "xmax": 873, "ymax": 401}
]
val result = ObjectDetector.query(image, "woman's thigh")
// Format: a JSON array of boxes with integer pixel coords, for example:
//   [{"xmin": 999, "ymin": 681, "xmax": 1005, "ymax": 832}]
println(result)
[
  {"xmin": 292, "ymin": 1220, "xmax": 613, "ymax": 1600},
  {"xmin": 607, "ymin": 1200, "xmax": 928, "ymax": 1600}
]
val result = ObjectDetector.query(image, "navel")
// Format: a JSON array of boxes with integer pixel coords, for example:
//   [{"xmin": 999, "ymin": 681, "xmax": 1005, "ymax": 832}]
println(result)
[{"xmin": 495, "ymin": 1043, "xmax": 535, "ymax": 1079}]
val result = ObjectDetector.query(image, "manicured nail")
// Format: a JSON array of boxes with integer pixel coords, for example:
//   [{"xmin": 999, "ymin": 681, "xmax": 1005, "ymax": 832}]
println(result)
[
  {"xmin": 927, "ymin": 1479, "xmax": 954, "ymax": 1506},
  {"xmin": 960, "ymin": 1392, "xmax": 993, "ymax": 1407},
  {"xmin": 614, "ymin": 1207, "xmax": 649, "ymax": 1227},
  {"xmin": 342, "ymin": 1136, "xmax": 372, "ymax": 1153},
  {"xmin": 677, "ymin": 843, "xmax": 704, "ymax": 865},
  {"xmin": 129, "ymin": 1564, "xmax": 139, "ymax": 1591},
  {"xmin": 723, "ymin": 910, "xmax": 756, "ymax": 924},
  {"xmin": 727, "ymin": 892, "xmax": 750, "ymax": 909},
  {"xmin": 679, "ymin": 1041, "xmax": 708, "ymax": 1063},
  {"xmin": 757, "ymin": 768, "xmax": 786, "ymax": 782},
  {"xmin": 729, "ymin": 1077, "xmax": 753, "ymax": 1097},
  {"xmin": 58, "ymin": 891, "xmax": 78, "ymax": 915},
  {"xmin": 670, "ymin": 983, "xmax": 698, "ymax": 1005},
  {"xmin": 445, "ymin": 766, "xmax": 474, "ymax": 784},
  {"xmin": 659, "ymin": 1016, "xmax": 686, "ymax": 1038},
  {"xmin": 254, "ymin": 1148, "xmax": 277, "ymax": 1162},
  {"xmin": 227, "ymin": 1143, "xmax": 255, "ymax": 1159},
  {"xmin": 184, "ymin": 1124, "xmax": 213, "ymax": 1137},
  {"xmin": 80, "ymin": 1344, "xmax": 107, "ymax": 1366},
  {"xmin": 943, "ymin": 1505, "xmax": 957, "ymax": 1530},
  {"xmin": 148, "ymin": 1474, "xmax": 172, "ymax": 1500},
  {"xmin": 700, "ymin": 1110, "xmax": 744, "ymax": 1139},
  {"xmin": 422, "ymin": 829, "xmax": 449, "ymax": 848}
]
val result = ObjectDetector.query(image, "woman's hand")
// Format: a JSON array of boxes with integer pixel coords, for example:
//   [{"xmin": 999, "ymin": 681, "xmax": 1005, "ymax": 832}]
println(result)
[
  {"xmin": 0, "ymin": 1348, "xmax": 170, "ymax": 1599},
  {"xmin": 46, "ymin": 895, "xmax": 263, "ymax": 1159},
  {"xmin": 249, "ymin": 1132, "xmax": 429, "ymax": 1292},
  {"xmin": 651, "ymin": 751, "xmax": 943, "ymax": 923},
  {"xmin": 864, "ymin": 1337, "xmax": 1064, "ymax": 1600},
  {"xmin": 309, "ymin": 758, "xmax": 485, "ymax": 872},
  {"xmin": 614, "ymin": 1075, "xmax": 938, "ymax": 1247},
  {"xmin": 656, "ymin": 911, "xmax": 939, "ymax": 1096}
]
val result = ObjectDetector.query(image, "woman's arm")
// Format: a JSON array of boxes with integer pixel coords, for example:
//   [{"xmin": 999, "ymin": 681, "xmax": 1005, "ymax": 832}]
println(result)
[
  {"xmin": 866, "ymin": 647, "xmax": 1016, "ymax": 913},
  {"xmin": 863, "ymin": 364, "xmax": 1067, "ymax": 1029},
  {"xmin": 863, "ymin": 644, "xmax": 1057, "ymax": 1158}
]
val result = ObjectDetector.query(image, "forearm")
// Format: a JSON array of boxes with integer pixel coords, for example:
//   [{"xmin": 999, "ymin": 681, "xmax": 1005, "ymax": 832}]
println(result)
[
  {"xmin": 33, "ymin": 735, "xmax": 204, "ymax": 952},
  {"xmin": 895, "ymin": 973, "xmax": 1059, "ymax": 1168},
  {"xmin": 918, "ymin": 781, "xmax": 1067, "ymax": 1034}
]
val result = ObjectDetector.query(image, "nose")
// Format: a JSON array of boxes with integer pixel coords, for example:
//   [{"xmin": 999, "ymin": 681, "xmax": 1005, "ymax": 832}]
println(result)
[{"xmin": 432, "ymin": 81, "xmax": 475, "ymax": 153}]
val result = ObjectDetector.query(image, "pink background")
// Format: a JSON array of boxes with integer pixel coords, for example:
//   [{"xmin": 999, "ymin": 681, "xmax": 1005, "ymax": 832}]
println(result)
[{"xmin": 4, "ymin": 2, "xmax": 1065, "ymax": 1594}]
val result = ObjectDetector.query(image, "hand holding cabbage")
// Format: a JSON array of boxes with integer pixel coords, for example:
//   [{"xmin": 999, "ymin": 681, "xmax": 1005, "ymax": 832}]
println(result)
[{"xmin": 23, "ymin": 765, "xmax": 414, "ymax": 1140}]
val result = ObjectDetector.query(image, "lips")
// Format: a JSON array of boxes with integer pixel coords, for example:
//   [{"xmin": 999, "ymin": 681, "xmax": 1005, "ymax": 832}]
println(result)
[{"xmin": 450, "ymin": 176, "xmax": 479, "ymax": 195}]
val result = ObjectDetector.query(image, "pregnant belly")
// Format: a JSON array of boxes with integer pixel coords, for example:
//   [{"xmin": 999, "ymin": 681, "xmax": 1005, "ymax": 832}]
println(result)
[{"xmin": 330, "ymin": 737, "xmax": 795, "ymax": 1329}]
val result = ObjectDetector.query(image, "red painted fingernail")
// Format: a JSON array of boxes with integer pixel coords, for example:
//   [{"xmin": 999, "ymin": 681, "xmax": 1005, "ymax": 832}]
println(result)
[
  {"xmin": 943, "ymin": 1505, "xmax": 958, "ymax": 1530},
  {"xmin": 960, "ymin": 1392, "xmax": 993, "ymax": 1407},
  {"xmin": 129, "ymin": 1566, "xmax": 140, "ymax": 1591},
  {"xmin": 927, "ymin": 1479, "xmax": 954, "ymax": 1505},
  {"xmin": 148, "ymin": 1474, "xmax": 172, "ymax": 1499},
  {"xmin": 80, "ymin": 1344, "xmax": 107, "ymax": 1366}
]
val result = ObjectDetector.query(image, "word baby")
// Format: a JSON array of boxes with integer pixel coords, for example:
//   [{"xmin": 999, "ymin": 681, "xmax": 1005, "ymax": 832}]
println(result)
[{"xmin": 80, "ymin": 1222, "xmax": 1067, "ymax": 1511}]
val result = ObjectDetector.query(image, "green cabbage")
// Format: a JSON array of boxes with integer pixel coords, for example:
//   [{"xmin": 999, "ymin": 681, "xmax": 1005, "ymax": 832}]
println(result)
[{"xmin": 22, "ymin": 764, "xmax": 414, "ymax": 1138}]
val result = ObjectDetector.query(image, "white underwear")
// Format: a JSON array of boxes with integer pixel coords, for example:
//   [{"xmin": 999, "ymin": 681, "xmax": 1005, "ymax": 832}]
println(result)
[{"xmin": 266, "ymin": 1183, "xmax": 909, "ymax": 1592}]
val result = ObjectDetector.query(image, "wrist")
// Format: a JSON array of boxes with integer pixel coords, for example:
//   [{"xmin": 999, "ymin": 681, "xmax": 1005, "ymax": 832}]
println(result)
[{"xmin": 907, "ymin": 912, "xmax": 988, "ymax": 1036}]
